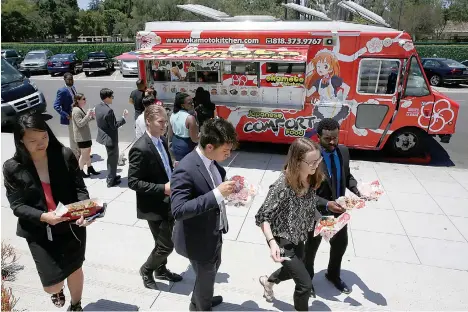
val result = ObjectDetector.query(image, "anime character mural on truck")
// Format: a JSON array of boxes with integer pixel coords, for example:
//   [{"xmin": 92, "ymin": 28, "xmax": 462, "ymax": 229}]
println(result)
[{"xmin": 304, "ymin": 36, "xmax": 366, "ymax": 140}]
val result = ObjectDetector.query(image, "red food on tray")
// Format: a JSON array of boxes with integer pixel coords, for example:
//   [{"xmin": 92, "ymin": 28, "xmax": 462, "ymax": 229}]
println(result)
[
  {"xmin": 55, "ymin": 198, "xmax": 104, "ymax": 220},
  {"xmin": 231, "ymin": 175, "xmax": 245, "ymax": 193}
]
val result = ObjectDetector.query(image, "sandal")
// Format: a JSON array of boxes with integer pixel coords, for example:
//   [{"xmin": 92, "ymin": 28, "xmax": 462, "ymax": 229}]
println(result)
[
  {"xmin": 67, "ymin": 300, "xmax": 83, "ymax": 311},
  {"xmin": 259, "ymin": 275, "xmax": 275, "ymax": 302},
  {"xmin": 51, "ymin": 288, "xmax": 65, "ymax": 308}
]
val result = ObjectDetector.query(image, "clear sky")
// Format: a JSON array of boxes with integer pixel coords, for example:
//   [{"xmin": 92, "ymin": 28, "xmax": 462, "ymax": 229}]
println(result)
[{"xmin": 78, "ymin": 0, "xmax": 90, "ymax": 10}]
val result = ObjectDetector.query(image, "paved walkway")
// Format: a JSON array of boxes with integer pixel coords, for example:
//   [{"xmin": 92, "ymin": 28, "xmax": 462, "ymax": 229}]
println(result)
[{"xmin": 1, "ymin": 133, "xmax": 468, "ymax": 311}]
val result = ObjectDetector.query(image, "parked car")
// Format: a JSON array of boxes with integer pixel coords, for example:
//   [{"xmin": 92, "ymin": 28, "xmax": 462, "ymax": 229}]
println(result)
[
  {"xmin": 48, "ymin": 53, "xmax": 83, "ymax": 76},
  {"xmin": 1, "ymin": 58, "xmax": 47, "ymax": 126},
  {"xmin": 421, "ymin": 58, "xmax": 468, "ymax": 86},
  {"xmin": 1, "ymin": 49, "xmax": 23, "ymax": 68},
  {"xmin": 19, "ymin": 50, "xmax": 53, "ymax": 74},
  {"xmin": 462, "ymin": 60, "xmax": 468, "ymax": 67},
  {"xmin": 82, "ymin": 51, "xmax": 114, "ymax": 76},
  {"xmin": 120, "ymin": 60, "xmax": 139, "ymax": 77}
]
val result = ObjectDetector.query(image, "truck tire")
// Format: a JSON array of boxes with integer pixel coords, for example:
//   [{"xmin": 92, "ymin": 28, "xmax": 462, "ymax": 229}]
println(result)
[
  {"xmin": 85, "ymin": 71, "xmax": 90, "ymax": 77},
  {"xmin": 385, "ymin": 127, "xmax": 426, "ymax": 157}
]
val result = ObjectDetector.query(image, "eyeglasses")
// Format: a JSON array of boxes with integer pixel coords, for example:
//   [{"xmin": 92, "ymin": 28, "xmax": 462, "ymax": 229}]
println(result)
[{"xmin": 302, "ymin": 156, "xmax": 323, "ymax": 168}]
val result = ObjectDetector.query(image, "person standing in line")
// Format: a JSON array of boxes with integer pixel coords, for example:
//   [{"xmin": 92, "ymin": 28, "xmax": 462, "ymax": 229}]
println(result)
[
  {"xmin": 95, "ymin": 88, "xmax": 128, "ymax": 187},
  {"xmin": 168, "ymin": 92, "xmax": 199, "ymax": 161},
  {"xmin": 53, "ymin": 72, "xmax": 80, "ymax": 159},
  {"xmin": 128, "ymin": 104, "xmax": 183, "ymax": 291},
  {"xmin": 3, "ymin": 112, "xmax": 95, "ymax": 311},
  {"xmin": 256, "ymin": 138, "xmax": 324, "ymax": 311},
  {"xmin": 129, "ymin": 79, "xmax": 146, "ymax": 121},
  {"xmin": 170, "ymin": 118, "xmax": 238, "ymax": 311},
  {"xmin": 135, "ymin": 95, "xmax": 156, "ymax": 140},
  {"xmin": 195, "ymin": 90, "xmax": 216, "ymax": 130},
  {"xmin": 71, "ymin": 93, "xmax": 100, "ymax": 178},
  {"xmin": 303, "ymin": 118, "xmax": 363, "ymax": 295}
]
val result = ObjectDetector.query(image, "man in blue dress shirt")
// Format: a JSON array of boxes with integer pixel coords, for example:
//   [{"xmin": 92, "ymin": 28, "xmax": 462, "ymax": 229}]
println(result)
[{"xmin": 304, "ymin": 118, "xmax": 363, "ymax": 296}]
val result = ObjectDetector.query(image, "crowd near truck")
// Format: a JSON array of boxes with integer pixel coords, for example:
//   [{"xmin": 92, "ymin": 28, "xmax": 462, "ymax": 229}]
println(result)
[{"xmin": 117, "ymin": 3, "xmax": 459, "ymax": 156}]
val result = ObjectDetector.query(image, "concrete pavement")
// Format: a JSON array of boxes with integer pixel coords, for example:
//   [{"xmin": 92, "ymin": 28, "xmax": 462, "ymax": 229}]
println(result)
[{"xmin": 1, "ymin": 133, "xmax": 468, "ymax": 311}]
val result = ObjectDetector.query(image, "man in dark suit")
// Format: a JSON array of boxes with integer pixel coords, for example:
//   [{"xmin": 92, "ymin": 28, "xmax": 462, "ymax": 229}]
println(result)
[
  {"xmin": 170, "ymin": 118, "xmax": 238, "ymax": 311},
  {"xmin": 304, "ymin": 118, "xmax": 363, "ymax": 296},
  {"xmin": 128, "ymin": 103, "xmax": 183, "ymax": 290},
  {"xmin": 95, "ymin": 88, "xmax": 128, "ymax": 187},
  {"xmin": 53, "ymin": 72, "xmax": 80, "ymax": 159}
]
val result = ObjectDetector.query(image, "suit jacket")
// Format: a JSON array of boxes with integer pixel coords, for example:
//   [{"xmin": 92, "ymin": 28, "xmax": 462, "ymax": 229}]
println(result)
[
  {"xmin": 53, "ymin": 86, "xmax": 76, "ymax": 125},
  {"xmin": 95, "ymin": 102, "xmax": 126, "ymax": 147},
  {"xmin": 170, "ymin": 150, "xmax": 226, "ymax": 262},
  {"xmin": 316, "ymin": 145, "xmax": 360, "ymax": 216},
  {"xmin": 2, "ymin": 146, "xmax": 89, "ymax": 240},
  {"xmin": 128, "ymin": 133, "xmax": 173, "ymax": 221}
]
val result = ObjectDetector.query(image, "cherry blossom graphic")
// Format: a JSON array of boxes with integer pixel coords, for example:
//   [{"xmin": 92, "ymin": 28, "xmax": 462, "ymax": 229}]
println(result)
[
  {"xmin": 366, "ymin": 38, "xmax": 383, "ymax": 53},
  {"xmin": 383, "ymin": 37, "xmax": 393, "ymax": 47},
  {"xmin": 137, "ymin": 32, "xmax": 161, "ymax": 50},
  {"xmin": 418, "ymin": 99, "xmax": 455, "ymax": 132},
  {"xmin": 403, "ymin": 41, "xmax": 415, "ymax": 51}
]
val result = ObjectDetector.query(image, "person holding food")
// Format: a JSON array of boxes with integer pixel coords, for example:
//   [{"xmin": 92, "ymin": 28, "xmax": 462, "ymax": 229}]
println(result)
[
  {"xmin": 71, "ymin": 93, "xmax": 100, "ymax": 178},
  {"xmin": 256, "ymin": 138, "xmax": 324, "ymax": 311},
  {"xmin": 168, "ymin": 92, "xmax": 199, "ymax": 161},
  {"xmin": 303, "ymin": 118, "xmax": 363, "ymax": 295},
  {"xmin": 3, "ymin": 112, "xmax": 95, "ymax": 312}
]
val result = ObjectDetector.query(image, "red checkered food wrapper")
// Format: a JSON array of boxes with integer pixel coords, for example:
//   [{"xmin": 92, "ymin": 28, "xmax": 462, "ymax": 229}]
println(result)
[
  {"xmin": 55, "ymin": 198, "xmax": 105, "ymax": 220},
  {"xmin": 313, "ymin": 213, "xmax": 351, "ymax": 242},
  {"xmin": 225, "ymin": 175, "xmax": 261, "ymax": 206},
  {"xmin": 336, "ymin": 193, "xmax": 366, "ymax": 210},
  {"xmin": 358, "ymin": 180, "xmax": 385, "ymax": 201}
]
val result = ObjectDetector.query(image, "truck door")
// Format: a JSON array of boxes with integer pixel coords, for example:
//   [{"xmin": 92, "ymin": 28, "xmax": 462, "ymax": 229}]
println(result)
[{"xmin": 346, "ymin": 57, "xmax": 404, "ymax": 149}]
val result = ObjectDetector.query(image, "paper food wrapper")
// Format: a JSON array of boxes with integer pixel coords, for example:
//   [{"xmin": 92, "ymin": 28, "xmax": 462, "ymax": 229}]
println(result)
[
  {"xmin": 336, "ymin": 193, "xmax": 366, "ymax": 210},
  {"xmin": 358, "ymin": 180, "xmax": 385, "ymax": 201},
  {"xmin": 55, "ymin": 198, "xmax": 104, "ymax": 220},
  {"xmin": 225, "ymin": 175, "xmax": 261, "ymax": 206},
  {"xmin": 314, "ymin": 213, "xmax": 351, "ymax": 242}
]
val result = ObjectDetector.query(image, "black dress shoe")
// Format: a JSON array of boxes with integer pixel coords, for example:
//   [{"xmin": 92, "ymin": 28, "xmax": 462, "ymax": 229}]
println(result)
[
  {"xmin": 107, "ymin": 178, "xmax": 121, "ymax": 188},
  {"xmin": 139, "ymin": 267, "xmax": 159, "ymax": 290},
  {"xmin": 116, "ymin": 175, "xmax": 121, "ymax": 180},
  {"xmin": 325, "ymin": 273, "xmax": 351, "ymax": 294},
  {"xmin": 87, "ymin": 166, "xmax": 100, "ymax": 175},
  {"xmin": 154, "ymin": 267, "xmax": 183, "ymax": 282},
  {"xmin": 189, "ymin": 296, "xmax": 223, "ymax": 311}
]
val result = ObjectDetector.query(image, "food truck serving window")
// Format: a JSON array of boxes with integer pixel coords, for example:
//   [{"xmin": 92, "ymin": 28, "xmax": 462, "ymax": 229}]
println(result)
[
  {"xmin": 148, "ymin": 60, "xmax": 220, "ymax": 83},
  {"xmin": 224, "ymin": 61, "xmax": 258, "ymax": 75},
  {"xmin": 357, "ymin": 59, "xmax": 401, "ymax": 95},
  {"xmin": 266, "ymin": 63, "xmax": 306, "ymax": 74}
]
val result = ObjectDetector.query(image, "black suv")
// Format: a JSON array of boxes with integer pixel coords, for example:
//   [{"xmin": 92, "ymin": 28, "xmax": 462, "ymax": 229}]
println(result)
[{"xmin": 1, "ymin": 58, "xmax": 47, "ymax": 126}]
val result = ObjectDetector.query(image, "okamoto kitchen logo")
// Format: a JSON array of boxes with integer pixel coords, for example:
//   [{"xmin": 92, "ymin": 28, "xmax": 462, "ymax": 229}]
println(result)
[{"xmin": 243, "ymin": 110, "xmax": 317, "ymax": 137}]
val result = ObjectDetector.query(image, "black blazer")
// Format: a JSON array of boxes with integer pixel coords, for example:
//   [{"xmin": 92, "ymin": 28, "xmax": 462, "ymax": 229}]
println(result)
[
  {"xmin": 170, "ymin": 150, "xmax": 226, "ymax": 262},
  {"xmin": 95, "ymin": 102, "xmax": 126, "ymax": 147},
  {"xmin": 3, "ymin": 146, "xmax": 89, "ymax": 240},
  {"xmin": 316, "ymin": 145, "xmax": 360, "ymax": 216},
  {"xmin": 128, "ymin": 133, "xmax": 173, "ymax": 221}
]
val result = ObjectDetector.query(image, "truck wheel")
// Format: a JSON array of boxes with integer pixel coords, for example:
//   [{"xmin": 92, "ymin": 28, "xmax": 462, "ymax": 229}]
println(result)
[
  {"xmin": 386, "ymin": 127, "xmax": 425, "ymax": 157},
  {"xmin": 85, "ymin": 71, "xmax": 90, "ymax": 77},
  {"xmin": 429, "ymin": 74, "xmax": 442, "ymax": 86}
]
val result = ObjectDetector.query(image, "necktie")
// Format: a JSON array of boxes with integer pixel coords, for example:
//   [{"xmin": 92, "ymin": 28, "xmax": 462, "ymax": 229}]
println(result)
[
  {"xmin": 156, "ymin": 139, "xmax": 171, "ymax": 179},
  {"xmin": 71, "ymin": 86, "xmax": 76, "ymax": 96},
  {"xmin": 330, "ymin": 153, "xmax": 339, "ymax": 199},
  {"xmin": 209, "ymin": 162, "xmax": 229, "ymax": 233}
]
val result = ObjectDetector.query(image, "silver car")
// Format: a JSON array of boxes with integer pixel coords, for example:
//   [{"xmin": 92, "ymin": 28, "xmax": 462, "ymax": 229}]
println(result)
[
  {"xmin": 120, "ymin": 60, "xmax": 139, "ymax": 77},
  {"xmin": 19, "ymin": 50, "xmax": 53, "ymax": 74}
]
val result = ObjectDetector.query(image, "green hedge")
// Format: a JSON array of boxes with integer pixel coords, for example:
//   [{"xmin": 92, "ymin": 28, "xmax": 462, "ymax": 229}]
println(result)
[
  {"xmin": 416, "ymin": 45, "xmax": 468, "ymax": 62},
  {"xmin": 0, "ymin": 43, "xmax": 135, "ymax": 60},
  {"xmin": 2, "ymin": 42, "xmax": 468, "ymax": 62}
]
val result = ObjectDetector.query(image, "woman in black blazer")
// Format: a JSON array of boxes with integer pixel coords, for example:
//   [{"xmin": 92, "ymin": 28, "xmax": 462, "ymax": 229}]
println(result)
[{"xmin": 3, "ymin": 112, "xmax": 94, "ymax": 311}]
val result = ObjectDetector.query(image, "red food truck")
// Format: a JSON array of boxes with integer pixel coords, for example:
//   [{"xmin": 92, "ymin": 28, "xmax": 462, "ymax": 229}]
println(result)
[{"xmin": 117, "ymin": 19, "xmax": 459, "ymax": 156}]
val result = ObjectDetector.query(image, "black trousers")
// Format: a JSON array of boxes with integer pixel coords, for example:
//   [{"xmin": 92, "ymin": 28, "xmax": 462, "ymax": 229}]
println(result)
[
  {"xmin": 142, "ymin": 220, "xmax": 175, "ymax": 273},
  {"xmin": 105, "ymin": 145, "xmax": 119, "ymax": 183},
  {"xmin": 268, "ymin": 238, "xmax": 312, "ymax": 312},
  {"xmin": 189, "ymin": 239, "xmax": 222, "ymax": 311},
  {"xmin": 304, "ymin": 224, "xmax": 348, "ymax": 281}
]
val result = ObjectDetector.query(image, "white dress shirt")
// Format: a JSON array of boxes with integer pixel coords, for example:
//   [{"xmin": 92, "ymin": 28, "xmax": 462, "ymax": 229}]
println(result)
[
  {"xmin": 135, "ymin": 114, "xmax": 146, "ymax": 139},
  {"xmin": 148, "ymin": 132, "xmax": 172, "ymax": 179},
  {"xmin": 195, "ymin": 146, "xmax": 224, "ymax": 205}
]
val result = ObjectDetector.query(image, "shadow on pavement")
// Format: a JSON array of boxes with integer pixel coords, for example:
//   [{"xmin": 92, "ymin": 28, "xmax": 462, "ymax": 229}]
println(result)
[
  {"xmin": 83, "ymin": 299, "xmax": 138, "ymax": 311},
  {"xmin": 314, "ymin": 269, "xmax": 387, "ymax": 307},
  {"xmin": 218, "ymin": 300, "xmax": 271, "ymax": 311}
]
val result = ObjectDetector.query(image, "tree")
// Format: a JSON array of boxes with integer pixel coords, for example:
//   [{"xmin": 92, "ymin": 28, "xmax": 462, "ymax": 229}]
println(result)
[{"xmin": 446, "ymin": 0, "xmax": 468, "ymax": 21}]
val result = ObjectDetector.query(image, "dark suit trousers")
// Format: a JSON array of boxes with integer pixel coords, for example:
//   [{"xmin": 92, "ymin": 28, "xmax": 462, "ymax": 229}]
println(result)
[
  {"xmin": 189, "ymin": 238, "xmax": 222, "ymax": 311},
  {"xmin": 267, "ymin": 238, "xmax": 312, "ymax": 312},
  {"xmin": 142, "ymin": 220, "xmax": 175, "ymax": 272},
  {"xmin": 304, "ymin": 224, "xmax": 348, "ymax": 281},
  {"xmin": 105, "ymin": 145, "xmax": 119, "ymax": 182}
]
